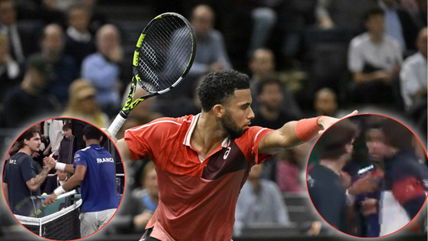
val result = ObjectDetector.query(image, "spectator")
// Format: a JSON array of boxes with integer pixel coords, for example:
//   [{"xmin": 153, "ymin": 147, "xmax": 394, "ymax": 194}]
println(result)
[
  {"xmin": 2, "ymin": 54, "xmax": 60, "ymax": 127},
  {"xmin": 0, "ymin": 33, "xmax": 20, "ymax": 100},
  {"xmin": 188, "ymin": 4, "xmax": 231, "ymax": 83},
  {"xmin": 63, "ymin": 78, "xmax": 109, "ymax": 128},
  {"xmin": 315, "ymin": 0, "xmax": 376, "ymax": 34},
  {"xmin": 64, "ymin": 3, "xmax": 96, "ymax": 68},
  {"xmin": 400, "ymin": 27, "xmax": 427, "ymax": 113},
  {"xmin": 43, "ymin": 169, "xmax": 68, "ymax": 194},
  {"xmin": 40, "ymin": 23, "xmax": 78, "ymax": 104},
  {"xmin": 313, "ymin": 88, "xmax": 339, "ymax": 117},
  {"xmin": 42, "ymin": 119, "xmax": 64, "ymax": 158},
  {"xmin": 252, "ymin": 77, "xmax": 297, "ymax": 129},
  {"xmin": 248, "ymin": 48, "xmax": 302, "ymax": 117},
  {"xmin": 115, "ymin": 161, "xmax": 158, "ymax": 234},
  {"xmin": 307, "ymin": 119, "xmax": 358, "ymax": 232},
  {"xmin": 378, "ymin": 0, "xmax": 419, "ymax": 53},
  {"xmin": 234, "ymin": 164, "xmax": 290, "ymax": 236},
  {"xmin": 276, "ymin": 148, "xmax": 305, "ymax": 193},
  {"xmin": 2, "ymin": 127, "xmax": 55, "ymax": 215},
  {"xmin": 348, "ymin": 8, "xmax": 402, "ymax": 107},
  {"xmin": 81, "ymin": 24, "xmax": 122, "ymax": 117},
  {"xmin": 57, "ymin": 122, "xmax": 74, "ymax": 164},
  {"xmin": 0, "ymin": 0, "xmax": 39, "ymax": 64}
]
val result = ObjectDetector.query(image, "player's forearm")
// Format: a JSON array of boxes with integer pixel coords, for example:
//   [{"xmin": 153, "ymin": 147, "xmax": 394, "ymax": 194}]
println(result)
[
  {"xmin": 60, "ymin": 175, "xmax": 82, "ymax": 192},
  {"xmin": 117, "ymin": 138, "xmax": 132, "ymax": 161},
  {"xmin": 27, "ymin": 167, "xmax": 50, "ymax": 191}
]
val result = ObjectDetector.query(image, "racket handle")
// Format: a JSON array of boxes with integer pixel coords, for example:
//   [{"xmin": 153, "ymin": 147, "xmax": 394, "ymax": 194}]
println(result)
[{"xmin": 108, "ymin": 113, "xmax": 127, "ymax": 138}]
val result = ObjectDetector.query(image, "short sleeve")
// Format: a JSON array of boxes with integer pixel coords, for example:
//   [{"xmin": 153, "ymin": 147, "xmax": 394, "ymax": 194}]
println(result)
[
  {"xmin": 21, "ymin": 156, "xmax": 35, "ymax": 182},
  {"xmin": 73, "ymin": 151, "xmax": 87, "ymax": 167},
  {"xmin": 348, "ymin": 39, "xmax": 363, "ymax": 73},
  {"xmin": 124, "ymin": 118, "xmax": 178, "ymax": 161},
  {"xmin": 235, "ymin": 126, "xmax": 273, "ymax": 164}
]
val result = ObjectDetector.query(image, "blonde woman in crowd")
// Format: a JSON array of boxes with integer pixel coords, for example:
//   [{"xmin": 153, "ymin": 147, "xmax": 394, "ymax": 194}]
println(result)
[{"xmin": 63, "ymin": 78, "xmax": 109, "ymax": 127}]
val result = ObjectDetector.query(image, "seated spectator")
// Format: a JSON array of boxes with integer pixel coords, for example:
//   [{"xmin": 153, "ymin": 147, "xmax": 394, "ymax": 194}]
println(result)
[
  {"xmin": 39, "ymin": 23, "xmax": 78, "ymax": 104},
  {"xmin": 276, "ymin": 149, "xmax": 304, "ymax": 193},
  {"xmin": 348, "ymin": 8, "xmax": 402, "ymax": 108},
  {"xmin": 248, "ymin": 48, "xmax": 302, "ymax": 117},
  {"xmin": 114, "ymin": 161, "xmax": 158, "ymax": 234},
  {"xmin": 315, "ymin": 0, "xmax": 376, "ymax": 34},
  {"xmin": 0, "ymin": 0, "xmax": 39, "ymax": 64},
  {"xmin": 43, "ymin": 168, "xmax": 69, "ymax": 194},
  {"xmin": 2, "ymin": 54, "xmax": 60, "ymax": 127},
  {"xmin": 400, "ymin": 27, "xmax": 426, "ymax": 133},
  {"xmin": 0, "ymin": 33, "xmax": 20, "ymax": 100},
  {"xmin": 378, "ymin": 0, "xmax": 419, "ymax": 54},
  {"xmin": 252, "ymin": 77, "xmax": 297, "ymax": 129},
  {"xmin": 312, "ymin": 88, "xmax": 343, "ymax": 117},
  {"xmin": 234, "ymin": 164, "xmax": 290, "ymax": 236},
  {"xmin": 187, "ymin": 4, "xmax": 231, "ymax": 91},
  {"xmin": 81, "ymin": 24, "xmax": 122, "ymax": 117},
  {"xmin": 64, "ymin": 3, "xmax": 96, "ymax": 68},
  {"xmin": 63, "ymin": 78, "xmax": 109, "ymax": 128}
]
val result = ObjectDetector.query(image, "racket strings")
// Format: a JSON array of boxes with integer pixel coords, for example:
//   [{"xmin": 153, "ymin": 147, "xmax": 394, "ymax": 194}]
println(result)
[{"xmin": 135, "ymin": 15, "xmax": 194, "ymax": 92}]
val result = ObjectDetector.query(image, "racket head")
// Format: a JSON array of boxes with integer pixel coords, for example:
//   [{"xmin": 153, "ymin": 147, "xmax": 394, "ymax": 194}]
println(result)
[{"xmin": 132, "ymin": 12, "xmax": 196, "ymax": 94}]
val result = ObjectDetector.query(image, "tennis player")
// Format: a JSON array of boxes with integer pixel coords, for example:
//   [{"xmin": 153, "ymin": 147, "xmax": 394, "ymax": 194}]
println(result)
[
  {"xmin": 3, "ymin": 127, "xmax": 54, "ymax": 216},
  {"xmin": 44, "ymin": 125, "xmax": 120, "ymax": 237},
  {"xmin": 117, "ymin": 70, "xmax": 355, "ymax": 241}
]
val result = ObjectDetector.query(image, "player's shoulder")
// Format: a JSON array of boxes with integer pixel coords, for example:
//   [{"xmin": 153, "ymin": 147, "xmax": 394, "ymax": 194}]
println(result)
[
  {"xmin": 75, "ymin": 146, "xmax": 91, "ymax": 157},
  {"xmin": 128, "ymin": 115, "xmax": 193, "ymax": 132}
]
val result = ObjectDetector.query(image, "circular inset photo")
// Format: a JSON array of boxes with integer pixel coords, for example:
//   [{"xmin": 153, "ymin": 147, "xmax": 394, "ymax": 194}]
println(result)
[
  {"xmin": 306, "ymin": 114, "xmax": 427, "ymax": 238},
  {"xmin": 1, "ymin": 118, "xmax": 125, "ymax": 240}
]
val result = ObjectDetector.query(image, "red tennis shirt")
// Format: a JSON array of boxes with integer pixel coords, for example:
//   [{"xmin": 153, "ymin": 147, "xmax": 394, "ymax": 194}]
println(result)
[{"xmin": 124, "ymin": 114, "xmax": 273, "ymax": 241}]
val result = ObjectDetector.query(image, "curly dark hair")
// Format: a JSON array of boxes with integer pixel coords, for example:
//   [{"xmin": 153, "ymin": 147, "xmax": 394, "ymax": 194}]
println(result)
[
  {"xmin": 83, "ymin": 125, "xmax": 103, "ymax": 140},
  {"xmin": 197, "ymin": 70, "xmax": 250, "ymax": 111},
  {"xmin": 317, "ymin": 119, "xmax": 358, "ymax": 160}
]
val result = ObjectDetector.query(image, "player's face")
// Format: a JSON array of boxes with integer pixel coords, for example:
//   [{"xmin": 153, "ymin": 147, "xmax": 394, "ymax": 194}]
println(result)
[
  {"xmin": 221, "ymin": 89, "xmax": 255, "ymax": 138},
  {"xmin": 366, "ymin": 129, "xmax": 388, "ymax": 162},
  {"xmin": 24, "ymin": 133, "xmax": 41, "ymax": 153}
]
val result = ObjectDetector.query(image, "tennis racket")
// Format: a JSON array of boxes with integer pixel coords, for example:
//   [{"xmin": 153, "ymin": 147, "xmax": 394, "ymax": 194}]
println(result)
[{"xmin": 107, "ymin": 12, "xmax": 196, "ymax": 137}]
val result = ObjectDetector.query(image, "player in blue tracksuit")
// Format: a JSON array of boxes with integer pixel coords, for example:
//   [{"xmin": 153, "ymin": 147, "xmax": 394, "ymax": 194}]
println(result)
[
  {"xmin": 374, "ymin": 119, "xmax": 428, "ymax": 235},
  {"xmin": 45, "ymin": 125, "xmax": 120, "ymax": 237}
]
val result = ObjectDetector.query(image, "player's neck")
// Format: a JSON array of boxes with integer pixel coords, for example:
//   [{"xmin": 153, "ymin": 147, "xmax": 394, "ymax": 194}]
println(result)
[
  {"xmin": 85, "ymin": 140, "xmax": 100, "ymax": 146},
  {"xmin": 319, "ymin": 158, "xmax": 346, "ymax": 176},
  {"xmin": 19, "ymin": 146, "xmax": 33, "ymax": 156},
  {"xmin": 191, "ymin": 112, "xmax": 226, "ymax": 156}
]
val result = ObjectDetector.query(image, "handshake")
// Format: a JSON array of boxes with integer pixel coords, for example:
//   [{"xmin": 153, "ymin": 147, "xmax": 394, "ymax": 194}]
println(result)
[{"xmin": 43, "ymin": 155, "xmax": 57, "ymax": 170}]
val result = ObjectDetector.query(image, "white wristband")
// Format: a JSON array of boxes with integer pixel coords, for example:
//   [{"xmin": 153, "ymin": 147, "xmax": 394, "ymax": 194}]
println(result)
[
  {"xmin": 55, "ymin": 162, "xmax": 66, "ymax": 171},
  {"xmin": 54, "ymin": 186, "xmax": 66, "ymax": 195}
]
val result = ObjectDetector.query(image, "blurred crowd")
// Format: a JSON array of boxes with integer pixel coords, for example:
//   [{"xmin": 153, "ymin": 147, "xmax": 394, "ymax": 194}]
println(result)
[{"xmin": 0, "ymin": 0, "xmax": 426, "ymax": 238}]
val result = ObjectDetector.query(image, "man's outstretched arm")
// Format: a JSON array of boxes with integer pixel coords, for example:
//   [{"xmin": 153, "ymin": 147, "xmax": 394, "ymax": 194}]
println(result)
[{"xmin": 258, "ymin": 111, "xmax": 357, "ymax": 154}]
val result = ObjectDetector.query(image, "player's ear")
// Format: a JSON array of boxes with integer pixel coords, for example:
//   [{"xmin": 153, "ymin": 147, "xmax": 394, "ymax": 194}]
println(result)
[
  {"xmin": 212, "ymin": 104, "xmax": 225, "ymax": 118},
  {"xmin": 99, "ymin": 136, "xmax": 103, "ymax": 143}
]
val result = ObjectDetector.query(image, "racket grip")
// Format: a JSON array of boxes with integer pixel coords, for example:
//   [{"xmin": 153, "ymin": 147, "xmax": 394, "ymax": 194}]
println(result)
[{"xmin": 108, "ymin": 113, "xmax": 127, "ymax": 138}]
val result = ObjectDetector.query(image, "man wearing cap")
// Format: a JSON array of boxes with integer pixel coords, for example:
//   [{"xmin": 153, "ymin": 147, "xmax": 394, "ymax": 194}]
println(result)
[{"xmin": 2, "ymin": 54, "xmax": 60, "ymax": 127}]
